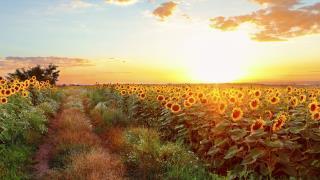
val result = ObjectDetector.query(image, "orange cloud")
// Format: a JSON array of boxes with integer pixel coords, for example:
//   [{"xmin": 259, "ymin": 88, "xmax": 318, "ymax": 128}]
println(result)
[
  {"xmin": 106, "ymin": 0, "xmax": 138, "ymax": 5},
  {"xmin": 153, "ymin": 1, "xmax": 177, "ymax": 21},
  {"xmin": 0, "ymin": 57, "xmax": 94, "ymax": 71},
  {"xmin": 210, "ymin": 0, "xmax": 320, "ymax": 41}
]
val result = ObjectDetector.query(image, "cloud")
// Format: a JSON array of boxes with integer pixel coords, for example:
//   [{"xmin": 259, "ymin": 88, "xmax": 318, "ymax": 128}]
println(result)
[
  {"xmin": 106, "ymin": 58, "xmax": 127, "ymax": 63},
  {"xmin": 46, "ymin": 0, "xmax": 97, "ymax": 14},
  {"xmin": 153, "ymin": 1, "xmax": 178, "ymax": 21},
  {"xmin": 64, "ymin": 0, "xmax": 96, "ymax": 9},
  {"xmin": 104, "ymin": 71, "xmax": 133, "ymax": 74},
  {"xmin": 105, "ymin": 0, "xmax": 138, "ymax": 6},
  {"xmin": 0, "ymin": 56, "xmax": 94, "ymax": 70},
  {"xmin": 210, "ymin": 0, "xmax": 320, "ymax": 41}
]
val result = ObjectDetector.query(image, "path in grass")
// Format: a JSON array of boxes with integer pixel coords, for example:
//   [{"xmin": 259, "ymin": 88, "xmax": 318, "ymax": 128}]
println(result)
[{"xmin": 33, "ymin": 90, "xmax": 125, "ymax": 179}]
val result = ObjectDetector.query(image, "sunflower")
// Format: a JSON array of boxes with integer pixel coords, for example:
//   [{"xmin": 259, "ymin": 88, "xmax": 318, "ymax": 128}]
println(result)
[
  {"xmin": 249, "ymin": 98, "xmax": 260, "ymax": 110},
  {"xmin": 254, "ymin": 90, "xmax": 261, "ymax": 97},
  {"xmin": 299, "ymin": 95, "xmax": 306, "ymax": 103},
  {"xmin": 229, "ymin": 96, "xmax": 236, "ymax": 104},
  {"xmin": 231, "ymin": 107, "xmax": 243, "ymax": 122},
  {"xmin": 120, "ymin": 90, "xmax": 126, "ymax": 96},
  {"xmin": 171, "ymin": 103, "xmax": 181, "ymax": 113},
  {"xmin": 0, "ymin": 80, "xmax": 5, "ymax": 85},
  {"xmin": 139, "ymin": 93, "xmax": 146, "ymax": 100},
  {"xmin": 264, "ymin": 110, "xmax": 273, "ymax": 120},
  {"xmin": 0, "ymin": 97, "xmax": 8, "ymax": 104},
  {"xmin": 312, "ymin": 112, "xmax": 320, "ymax": 121},
  {"xmin": 218, "ymin": 102, "xmax": 227, "ymax": 114},
  {"xmin": 250, "ymin": 118, "xmax": 265, "ymax": 132},
  {"xmin": 272, "ymin": 114, "xmax": 287, "ymax": 132},
  {"xmin": 200, "ymin": 98, "xmax": 208, "ymax": 104},
  {"xmin": 4, "ymin": 89, "xmax": 11, "ymax": 97},
  {"xmin": 22, "ymin": 91, "xmax": 29, "ymax": 97},
  {"xmin": 183, "ymin": 100, "xmax": 192, "ymax": 108},
  {"xmin": 157, "ymin": 95, "xmax": 165, "ymax": 101},
  {"xmin": 269, "ymin": 96, "xmax": 280, "ymax": 105},
  {"xmin": 308, "ymin": 102, "xmax": 318, "ymax": 113},
  {"xmin": 287, "ymin": 86, "xmax": 293, "ymax": 93},
  {"xmin": 289, "ymin": 96, "xmax": 298, "ymax": 107},
  {"xmin": 166, "ymin": 102, "xmax": 173, "ymax": 109},
  {"xmin": 161, "ymin": 100, "xmax": 167, "ymax": 106},
  {"xmin": 187, "ymin": 96, "xmax": 196, "ymax": 104}
]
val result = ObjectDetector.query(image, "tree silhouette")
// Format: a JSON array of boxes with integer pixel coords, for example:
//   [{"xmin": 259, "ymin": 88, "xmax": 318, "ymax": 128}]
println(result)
[{"xmin": 7, "ymin": 64, "xmax": 60, "ymax": 85}]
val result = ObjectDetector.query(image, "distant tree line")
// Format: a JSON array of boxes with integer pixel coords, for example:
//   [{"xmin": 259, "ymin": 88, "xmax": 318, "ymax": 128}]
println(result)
[{"xmin": 7, "ymin": 64, "xmax": 60, "ymax": 85}]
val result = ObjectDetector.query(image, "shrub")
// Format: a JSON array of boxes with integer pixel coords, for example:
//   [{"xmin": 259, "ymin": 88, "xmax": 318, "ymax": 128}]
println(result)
[
  {"xmin": 90, "ymin": 103, "xmax": 128, "ymax": 130},
  {"xmin": 122, "ymin": 127, "xmax": 216, "ymax": 179},
  {"xmin": 37, "ymin": 99, "xmax": 59, "ymax": 117}
]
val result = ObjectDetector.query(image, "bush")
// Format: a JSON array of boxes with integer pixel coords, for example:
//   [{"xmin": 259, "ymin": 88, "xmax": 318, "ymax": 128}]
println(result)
[
  {"xmin": 37, "ymin": 99, "xmax": 59, "ymax": 117},
  {"xmin": 90, "ymin": 103, "xmax": 128, "ymax": 130},
  {"xmin": 121, "ymin": 127, "xmax": 216, "ymax": 179}
]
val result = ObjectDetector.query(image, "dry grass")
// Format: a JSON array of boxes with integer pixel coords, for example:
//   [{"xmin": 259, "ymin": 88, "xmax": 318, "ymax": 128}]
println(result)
[
  {"xmin": 67, "ymin": 148, "xmax": 124, "ymax": 180},
  {"xmin": 44, "ymin": 98, "xmax": 125, "ymax": 180},
  {"xmin": 52, "ymin": 109, "xmax": 101, "ymax": 150},
  {"xmin": 100, "ymin": 127, "xmax": 125, "ymax": 152}
]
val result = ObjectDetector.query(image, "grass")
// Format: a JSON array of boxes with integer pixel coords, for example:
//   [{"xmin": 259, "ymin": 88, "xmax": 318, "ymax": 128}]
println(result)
[
  {"xmin": 46, "ymin": 92, "xmax": 125, "ymax": 180},
  {"xmin": 103, "ymin": 127, "xmax": 218, "ymax": 179}
]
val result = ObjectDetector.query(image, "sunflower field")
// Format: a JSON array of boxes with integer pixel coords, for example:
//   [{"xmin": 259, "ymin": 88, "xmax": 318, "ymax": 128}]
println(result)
[
  {"xmin": 93, "ymin": 83, "xmax": 320, "ymax": 179},
  {"xmin": 0, "ymin": 76, "xmax": 63, "ymax": 179}
]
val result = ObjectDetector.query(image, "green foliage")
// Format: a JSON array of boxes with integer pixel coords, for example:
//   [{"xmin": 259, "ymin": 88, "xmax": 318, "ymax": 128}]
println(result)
[
  {"xmin": 122, "ymin": 128, "xmax": 217, "ymax": 179},
  {"xmin": 37, "ymin": 100, "xmax": 59, "ymax": 117},
  {"xmin": 0, "ymin": 145, "xmax": 33, "ymax": 179},
  {"xmin": 91, "ymin": 103, "xmax": 128, "ymax": 128},
  {"xmin": 0, "ymin": 89, "xmax": 62, "ymax": 179}
]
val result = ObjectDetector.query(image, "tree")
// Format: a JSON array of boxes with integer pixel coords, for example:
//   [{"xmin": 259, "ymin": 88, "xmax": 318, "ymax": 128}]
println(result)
[{"xmin": 7, "ymin": 64, "xmax": 60, "ymax": 85}]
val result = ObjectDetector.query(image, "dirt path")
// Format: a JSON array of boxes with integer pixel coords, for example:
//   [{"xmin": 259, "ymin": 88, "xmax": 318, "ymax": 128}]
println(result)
[
  {"xmin": 32, "ymin": 104, "xmax": 62, "ymax": 179},
  {"xmin": 32, "ymin": 91, "xmax": 125, "ymax": 180}
]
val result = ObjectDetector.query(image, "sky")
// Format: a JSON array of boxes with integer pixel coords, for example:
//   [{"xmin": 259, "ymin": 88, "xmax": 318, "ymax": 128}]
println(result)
[{"xmin": 0, "ymin": 0, "xmax": 320, "ymax": 84}]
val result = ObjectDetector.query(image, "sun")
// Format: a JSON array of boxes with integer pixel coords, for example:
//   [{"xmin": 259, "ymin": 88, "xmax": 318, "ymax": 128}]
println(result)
[
  {"xmin": 182, "ymin": 28, "xmax": 251, "ymax": 83},
  {"xmin": 191, "ymin": 62, "xmax": 245, "ymax": 83}
]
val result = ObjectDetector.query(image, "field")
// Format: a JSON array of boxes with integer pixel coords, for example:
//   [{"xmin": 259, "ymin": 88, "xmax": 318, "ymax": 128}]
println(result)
[{"xmin": 1, "ymin": 77, "xmax": 319, "ymax": 179}]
